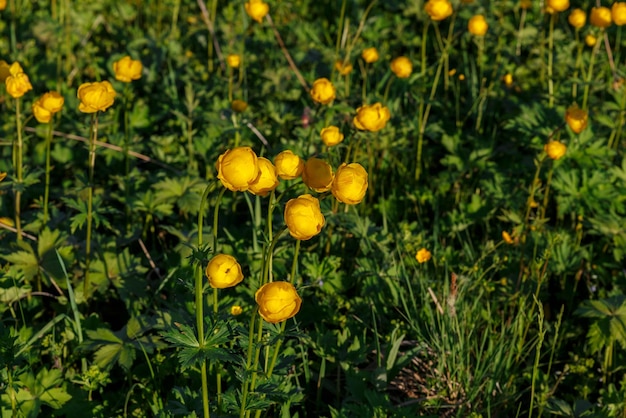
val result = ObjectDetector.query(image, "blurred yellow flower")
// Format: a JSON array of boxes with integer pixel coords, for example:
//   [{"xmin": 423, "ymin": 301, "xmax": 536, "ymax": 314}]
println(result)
[
  {"xmin": 0, "ymin": 60, "xmax": 10, "ymax": 82},
  {"xmin": 544, "ymin": 141, "xmax": 567, "ymax": 160},
  {"xmin": 568, "ymin": 8, "xmax": 586, "ymax": 29},
  {"xmin": 274, "ymin": 150, "xmax": 304, "ymax": 180},
  {"xmin": 415, "ymin": 248, "xmax": 432, "ymax": 263},
  {"xmin": 503, "ymin": 73, "xmax": 514, "ymax": 87},
  {"xmin": 332, "ymin": 163, "xmax": 368, "ymax": 205},
  {"xmin": 546, "ymin": 0, "xmax": 569, "ymax": 13},
  {"xmin": 424, "ymin": 0, "xmax": 453, "ymax": 21},
  {"xmin": 206, "ymin": 254, "xmax": 244, "ymax": 289},
  {"xmin": 255, "ymin": 281, "xmax": 302, "ymax": 323},
  {"xmin": 226, "ymin": 54, "xmax": 241, "ymax": 68},
  {"xmin": 230, "ymin": 305, "xmax": 243, "ymax": 316},
  {"xmin": 565, "ymin": 105, "xmax": 588, "ymax": 133},
  {"xmin": 468, "ymin": 15, "xmax": 488, "ymax": 36},
  {"xmin": 520, "ymin": 0, "xmax": 531, "ymax": 9},
  {"xmin": 302, "ymin": 157, "xmax": 334, "ymax": 192},
  {"xmin": 0, "ymin": 172, "xmax": 6, "ymax": 182},
  {"xmin": 231, "ymin": 99, "xmax": 248, "ymax": 113},
  {"xmin": 216, "ymin": 146, "xmax": 260, "ymax": 191},
  {"xmin": 390, "ymin": 56, "xmax": 413, "ymax": 78},
  {"xmin": 353, "ymin": 103, "xmax": 390, "ymax": 132},
  {"xmin": 77, "ymin": 81, "xmax": 116, "ymax": 113},
  {"xmin": 335, "ymin": 60, "xmax": 353, "ymax": 76},
  {"xmin": 248, "ymin": 157, "xmax": 279, "ymax": 197},
  {"xmin": 320, "ymin": 126, "xmax": 344, "ymax": 147},
  {"xmin": 284, "ymin": 194, "xmax": 325, "ymax": 240},
  {"xmin": 245, "ymin": 0, "xmax": 269, "ymax": 23},
  {"xmin": 0, "ymin": 0, "xmax": 6, "ymax": 10},
  {"xmin": 361, "ymin": 47, "xmax": 379, "ymax": 64},
  {"xmin": 113, "ymin": 56, "xmax": 143, "ymax": 83},
  {"xmin": 585, "ymin": 33, "xmax": 597, "ymax": 47},
  {"xmin": 502, "ymin": 231, "xmax": 514, "ymax": 244},
  {"xmin": 613, "ymin": 3, "xmax": 626, "ymax": 25},
  {"xmin": 310, "ymin": 77, "xmax": 336, "ymax": 105},
  {"xmin": 590, "ymin": 7, "xmax": 612, "ymax": 28},
  {"xmin": 32, "ymin": 91, "xmax": 65, "ymax": 124},
  {"xmin": 5, "ymin": 62, "xmax": 32, "ymax": 99}
]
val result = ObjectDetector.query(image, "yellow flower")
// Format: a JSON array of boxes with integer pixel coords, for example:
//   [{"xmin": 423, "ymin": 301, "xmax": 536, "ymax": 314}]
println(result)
[
  {"xmin": 226, "ymin": 54, "xmax": 241, "ymax": 68},
  {"xmin": 302, "ymin": 157, "xmax": 334, "ymax": 192},
  {"xmin": 320, "ymin": 126, "xmax": 344, "ymax": 147},
  {"xmin": 332, "ymin": 163, "xmax": 368, "ymax": 205},
  {"xmin": 424, "ymin": 0, "xmax": 453, "ymax": 21},
  {"xmin": 503, "ymin": 73, "xmax": 514, "ymax": 87},
  {"xmin": 32, "ymin": 91, "xmax": 65, "ymax": 124},
  {"xmin": 565, "ymin": 105, "xmax": 588, "ymax": 133},
  {"xmin": 568, "ymin": 9, "xmax": 586, "ymax": 29},
  {"xmin": 612, "ymin": 3, "xmax": 626, "ymax": 26},
  {"xmin": 77, "ymin": 81, "xmax": 116, "ymax": 113},
  {"xmin": 216, "ymin": 147, "xmax": 260, "ymax": 191},
  {"xmin": 590, "ymin": 7, "xmax": 612, "ymax": 28},
  {"xmin": 335, "ymin": 60, "xmax": 353, "ymax": 76},
  {"xmin": 249, "ymin": 157, "xmax": 279, "ymax": 197},
  {"xmin": 231, "ymin": 99, "xmax": 248, "ymax": 113},
  {"xmin": 520, "ymin": 0, "xmax": 532, "ymax": 9},
  {"xmin": 502, "ymin": 231, "xmax": 514, "ymax": 244},
  {"xmin": 310, "ymin": 78, "xmax": 336, "ymax": 105},
  {"xmin": 0, "ymin": 60, "xmax": 10, "ymax": 82},
  {"xmin": 353, "ymin": 103, "xmax": 391, "ymax": 132},
  {"xmin": 361, "ymin": 47, "xmax": 379, "ymax": 64},
  {"xmin": 113, "ymin": 56, "xmax": 143, "ymax": 83},
  {"xmin": 255, "ymin": 281, "xmax": 302, "ymax": 323},
  {"xmin": 544, "ymin": 141, "xmax": 567, "ymax": 160},
  {"xmin": 0, "ymin": 0, "xmax": 6, "ymax": 10},
  {"xmin": 0, "ymin": 172, "xmax": 6, "ymax": 182},
  {"xmin": 415, "ymin": 248, "xmax": 432, "ymax": 263},
  {"xmin": 390, "ymin": 56, "xmax": 413, "ymax": 78},
  {"xmin": 230, "ymin": 305, "xmax": 243, "ymax": 316},
  {"xmin": 546, "ymin": 0, "xmax": 569, "ymax": 13},
  {"xmin": 5, "ymin": 63, "xmax": 33, "ymax": 99},
  {"xmin": 274, "ymin": 150, "xmax": 304, "ymax": 180},
  {"xmin": 585, "ymin": 34, "xmax": 597, "ymax": 47},
  {"xmin": 284, "ymin": 194, "xmax": 325, "ymax": 240},
  {"xmin": 206, "ymin": 254, "xmax": 244, "ymax": 289},
  {"xmin": 468, "ymin": 15, "xmax": 488, "ymax": 36},
  {"xmin": 245, "ymin": 0, "xmax": 269, "ymax": 23}
]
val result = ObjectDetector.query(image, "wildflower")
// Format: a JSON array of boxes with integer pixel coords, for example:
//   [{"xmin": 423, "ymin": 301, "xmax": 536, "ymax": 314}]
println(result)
[
  {"xmin": 468, "ymin": 15, "xmax": 488, "ymax": 36},
  {"xmin": 585, "ymin": 34, "xmax": 597, "ymax": 47},
  {"xmin": 612, "ymin": 3, "xmax": 626, "ymax": 25},
  {"xmin": 546, "ymin": 0, "xmax": 569, "ymax": 13},
  {"xmin": 112, "ymin": 56, "xmax": 143, "ymax": 82},
  {"xmin": 0, "ymin": 0, "xmax": 6, "ymax": 10},
  {"xmin": 565, "ymin": 105, "xmax": 588, "ymax": 133},
  {"xmin": 255, "ymin": 281, "xmax": 302, "ymax": 323},
  {"xmin": 0, "ymin": 60, "xmax": 10, "ymax": 82},
  {"xmin": 206, "ymin": 254, "xmax": 244, "ymax": 289},
  {"xmin": 274, "ymin": 150, "xmax": 304, "ymax": 180},
  {"xmin": 248, "ymin": 157, "xmax": 279, "ymax": 197},
  {"xmin": 415, "ymin": 248, "xmax": 432, "ymax": 263},
  {"xmin": 502, "ymin": 231, "xmax": 514, "ymax": 244},
  {"xmin": 32, "ymin": 92, "xmax": 65, "ymax": 124},
  {"xmin": 544, "ymin": 141, "xmax": 567, "ymax": 160},
  {"xmin": 0, "ymin": 172, "xmax": 6, "ymax": 182},
  {"xmin": 390, "ymin": 56, "xmax": 413, "ymax": 78},
  {"xmin": 361, "ymin": 47, "xmax": 379, "ymax": 64},
  {"xmin": 320, "ymin": 126, "xmax": 344, "ymax": 147},
  {"xmin": 231, "ymin": 99, "xmax": 248, "ymax": 113},
  {"xmin": 568, "ymin": 9, "xmax": 586, "ymax": 29},
  {"xmin": 284, "ymin": 194, "xmax": 325, "ymax": 240},
  {"xmin": 216, "ymin": 146, "xmax": 260, "ymax": 191},
  {"xmin": 332, "ymin": 163, "xmax": 368, "ymax": 205},
  {"xmin": 302, "ymin": 157, "xmax": 334, "ymax": 192},
  {"xmin": 226, "ymin": 54, "xmax": 241, "ymax": 68},
  {"xmin": 424, "ymin": 0, "xmax": 453, "ymax": 21},
  {"xmin": 353, "ymin": 103, "xmax": 390, "ymax": 132},
  {"xmin": 310, "ymin": 78, "xmax": 336, "ymax": 105},
  {"xmin": 245, "ymin": 0, "xmax": 269, "ymax": 23},
  {"xmin": 5, "ymin": 62, "xmax": 32, "ymax": 99},
  {"xmin": 230, "ymin": 305, "xmax": 243, "ymax": 316},
  {"xmin": 77, "ymin": 81, "xmax": 116, "ymax": 113},
  {"xmin": 458, "ymin": 74, "xmax": 466, "ymax": 81},
  {"xmin": 590, "ymin": 7, "xmax": 612, "ymax": 28},
  {"xmin": 335, "ymin": 60, "xmax": 353, "ymax": 76},
  {"xmin": 503, "ymin": 73, "xmax": 514, "ymax": 87}
]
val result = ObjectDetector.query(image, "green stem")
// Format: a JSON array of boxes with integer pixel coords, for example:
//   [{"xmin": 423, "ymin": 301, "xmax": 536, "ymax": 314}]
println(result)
[
  {"xmin": 247, "ymin": 314, "xmax": 265, "ymax": 417},
  {"xmin": 239, "ymin": 308, "xmax": 258, "ymax": 418},
  {"xmin": 290, "ymin": 239, "xmax": 301, "ymax": 285},
  {"xmin": 212, "ymin": 187, "xmax": 227, "ymax": 251},
  {"xmin": 572, "ymin": 29, "xmax": 583, "ymax": 99},
  {"xmin": 123, "ymin": 84, "xmax": 131, "ymax": 233},
  {"xmin": 548, "ymin": 13, "xmax": 555, "ymax": 108},
  {"xmin": 582, "ymin": 33, "xmax": 602, "ymax": 111},
  {"xmin": 43, "ymin": 121, "xmax": 54, "ymax": 225},
  {"xmin": 84, "ymin": 113, "xmax": 98, "ymax": 299},
  {"xmin": 15, "ymin": 98, "xmax": 23, "ymax": 242}
]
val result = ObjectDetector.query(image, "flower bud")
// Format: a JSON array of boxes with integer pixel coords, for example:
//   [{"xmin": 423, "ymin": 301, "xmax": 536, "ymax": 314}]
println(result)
[
  {"xmin": 332, "ymin": 163, "xmax": 368, "ymax": 205},
  {"xmin": 255, "ymin": 281, "xmax": 302, "ymax": 323},
  {"xmin": 390, "ymin": 56, "xmax": 413, "ymax": 78},
  {"xmin": 302, "ymin": 157, "xmax": 334, "ymax": 192},
  {"xmin": 310, "ymin": 78, "xmax": 336, "ymax": 105},
  {"xmin": 468, "ymin": 15, "xmax": 488, "ymax": 36},
  {"xmin": 284, "ymin": 194, "xmax": 325, "ymax": 240},
  {"xmin": 565, "ymin": 105, "xmax": 588, "ymax": 134},
  {"xmin": 361, "ymin": 47, "xmax": 379, "ymax": 64},
  {"xmin": 544, "ymin": 141, "xmax": 567, "ymax": 160},
  {"xmin": 274, "ymin": 150, "xmax": 304, "ymax": 180},
  {"xmin": 320, "ymin": 126, "xmax": 344, "ymax": 147},
  {"xmin": 245, "ymin": 0, "xmax": 269, "ymax": 23}
]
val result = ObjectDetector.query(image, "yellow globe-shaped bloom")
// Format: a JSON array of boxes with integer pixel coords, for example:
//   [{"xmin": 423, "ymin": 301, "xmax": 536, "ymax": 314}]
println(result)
[
  {"xmin": 5, "ymin": 66, "xmax": 33, "ymax": 99},
  {"xmin": 216, "ymin": 146, "xmax": 260, "ymax": 191},
  {"xmin": 255, "ymin": 281, "xmax": 302, "ymax": 323},
  {"xmin": 565, "ymin": 105, "xmax": 588, "ymax": 134},
  {"xmin": 468, "ymin": 15, "xmax": 488, "ymax": 36},
  {"xmin": 361, "ymin": 47, "xmax": 379, "ymax": 64},
  {"xmin": 331, "ymin": 163, "xmax": 368, "ymax": 205},
  {"xmin": 310, "ymin": 78, "xmax": 336, "ymax": 105},
  {"xmin": 585, "ymin": 34, "xmax": 597, "ymax": 47},
  {"xmin": 205, "ymin": 254, "xmax": 244, "ymax": 289},
  {"xmin": 546, "ymin": 0, "xmax": 569, "ymax": 13},
  {"xmin": 249, "ymin": 157, "xmax": 279, "ymax": 197},
  {"xmin": 544, "ymin": 141, "xmax": 567, "ymax": 160},
  {"xmin": 284, "ymin": 194, "xmax": 325, "ymax": 241},
  {"xmin": 226, "ymin": 54, "xmax": 241, "ymax": 68},
  {"xmin": 320, "ymin": 126, "xmax": 344, "ymax": 147},
  {"xmin": 245, "ymin": 0, "xmax": 269, "ymax": 23},
  {"xmin": 415, "ymin": 248, "xmax": 432, "ymax": 263},
  {"xmin": 424, "ymin": 0, "xmax": 453, "ymax": 21},
  {"xmin": 590, "ymin": 7, "xmax": 612, "ymax": 28},
  {"xmin": 335, "ymin": 60, "xmax": 353, "ymax": 76},
  {"xmin": 613, "ymin": 3, "xmax": 626, "ymax": 26},
  {"xmin": 568, "ymin": 9, "xmax": 586, "ymax": 29},
  {"xmin": 274, "ymin": 150, "xmax": 304, "ymax": 180},
  {"xmin": 77, "ymin": 81, "xmax": 116, "ymax": 113},
  {"xmin": 353, "ymin": 103, "xmax": 391, "ymax": 132},
  {"xmin": 390, "ymin": 56, "xmax": 413, "ymax": 78},
  {"xmin": 302, "ymin": 157, "xmax": 334, "ymax": 192},
  {"xmin": 32, "ymin": 91, "xmax": 65, "ymax": 123},
  {"xmin": 113, "ymin": 56, "xmax": 143, "ymax": 83},
  {"xmin": 231, "ymin": 99, "xmax": 248, "ymax": 113}
]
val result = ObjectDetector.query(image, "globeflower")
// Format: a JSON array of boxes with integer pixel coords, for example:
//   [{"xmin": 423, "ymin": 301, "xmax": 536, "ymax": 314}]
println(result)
[
  {"xmin": 274, "ymin": 150, "xmax": 304, "ymax": 180},
  {"xmin": 231, "ymin": 99, "xmax": 248, "ymax": 113},
  {"xmin": 565, "ymin": 105, "xmax": 588, "ymax": 133},
  {"xmin": 544, "ymin": 141, "xmax": 567, "ymax": 160},
  {"xmin": 320, "ymin": 126, "xmax": 344, "ymax": 147},
  {"xmin": 113, "ymin": 56, "xmax": 143, "ymax": 82},
  {"xmin": 335, "ymin": 60, "xmax": 353, "ymax": 76},
  {"xmin": 590, "ymin": 7, "xmax": 612, "ymax": 28},
  {"xmin": 568, "ymin": 8, "xmax": 586, "ymax": 29},
  {"xmin": 424, "ymin": 0, "xmax": 453, "ymax": 21},
  {"xmin": 502, "ymin": 231, "xmax": 514, "ymax": 244},
  {"xmin": 248, "ymin": 157, "xmax": 279, "ymax": 197},
  {"xmin": 77, "ymin": 81, "xmax": 116, "ymax": 113},
  {"xmin": 390, "ymin": 56, "xmax": 412, "ymax": 78},
  {"xmin": 255, "ymin": 281, "xmax": 302, "ymax": 323},
  {"xmin": 585, "ymin": 34, "xmax": 597, "ymax": 47},
  {"xmin": 353, "ymin": 103, "xmax": 390, "ymax": 132},
  {"xmin": 230, "ymin": 305, "xmax": 243, "ymax": 316},
  {"xmin": 613, "ymin": 3, "xmax": 626, "ymax": 26},
  {"xmin": 245, "ymin": 0, "xmax": 269, "ymax": 23},
  {"xmin": 546, "ymin": 0, "xmax": 569, "ymax": 13},
  {"xmin": 284, "ymin": 194, "xmax": 325, "ymax": 240},
  {"xmin": 206, "ymin": 254, "xmax": 244, "ymax": 289},
  {"xmin": 331, "ymin": 163, "xmax": 368, "ymax": 205},
  {"xmin": 226, "ymin": 54, "xmax": 241, "ymax": 68},
  {"xmin": 361, "ymin": 47, "xmax": 379, "ymax": 64},
  {"xmin": 216, "ymin": 146, "xmax": 260, "ymax": 191},
  {"xmin": 468, "ymin": 15, "xmax": 488, "ymax": 36},
  {"xmin": 310, "ymin": 78, "xmax": 336, "ymax": 105},
  {"xmin": 32, "ymin": 92, "xmax": 65, "ymax": 123},
  {"xmin": 5, "ymin": 62, "xmax": 32, "ymax": 99},
  {"xmin": 0, "ymin": 60, "xmax": 11, "ymax": 82},
  {"xmin": 302, "ymin": 157, "xmax": 334, "ymax": 192},
  {"xmin": 503, "ymin": 73, "xmax": 514, "ymax": 87},
  {"xmin": 415, "ymin": 248, "xmax": 432, "ymax": 263}
]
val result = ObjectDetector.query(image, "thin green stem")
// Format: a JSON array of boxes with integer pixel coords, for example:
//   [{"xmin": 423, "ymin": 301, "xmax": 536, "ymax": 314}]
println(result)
[
  {"xmin": 123, "ymin": 84, "xmax": 131, "ymax": 233},
  {"xmin": 289, "ymin": 239, "xmax": 301, "ymax": 285},
  {"xmin": 84, "ymin": 113, "xmax": 98, "ymax": 299},
  {"xmin": 212, "ymin": 187, "xmax": 227, "ymax": 251},
  {"xmin": 582, "ymin": 33, "xmax": 602, "ymax": 111},
  {"xmin": 572, "ymin": 29, "xmax": 583, "ymax": 99},
  {"xmin": 548, "ymin": 13, "xmax": 555, "ymax": 108},
  {"xmin": 239, "ymin": 308, "xmax": 258, "ymax": 418},
  {"xmin": 14, "ymin": 98, "xmax": 23, "ymax": 242},
  {"xmin": 247, "ymin": 314, "xmax": 265, "ymax": 417},
  {"xmin": 43, "ymin": 121, "xmax": 54, "ymax": 225}
]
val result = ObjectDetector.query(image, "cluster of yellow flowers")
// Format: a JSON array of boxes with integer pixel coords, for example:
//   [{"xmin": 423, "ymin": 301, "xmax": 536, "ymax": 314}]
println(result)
[{"xmin": 555, "ymin": 1, "xmax": 626, "ymax": 29}]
